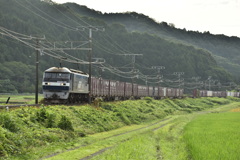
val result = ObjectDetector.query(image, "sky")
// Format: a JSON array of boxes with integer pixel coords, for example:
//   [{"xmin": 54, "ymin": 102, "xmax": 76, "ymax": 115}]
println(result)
[{"xmin": 53, "ymin": 0, "xmax": 240, "ymax": 37}]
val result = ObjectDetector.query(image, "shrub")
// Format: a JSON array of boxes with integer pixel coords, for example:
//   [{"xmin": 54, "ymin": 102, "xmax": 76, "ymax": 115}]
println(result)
[
  {"xmin": 58, "ymin": 115, "xmax": 74, "ymax": 131},
  {"xmin": 35, "ymin": 108, "xmax": 47, "ymax": 123},
  {"xmin": 32, "ymin": 108, "xmax": 57, "ymax": 128},
  {"xmin": 46, "ymin": 113, "xmax": 57, "ymax": 128},
  {"xmin": 0, "ymin": 114, "xmax": 19, "ymax": 133},
  {"xmin": 144, "ymin": 97, "xmax": 154, "ymax": 103},
  {"xmin": 101, "ymin": 103, "xmax": 114, "ymax": 111},
  {"xmin": 117, "ymin": 112, "xmax": 131, "ymax": 125}
]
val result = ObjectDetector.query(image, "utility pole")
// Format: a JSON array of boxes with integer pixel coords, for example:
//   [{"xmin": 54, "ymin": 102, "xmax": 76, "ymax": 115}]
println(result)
[
  {"xmin": 152, "ymin": 66, "xmax": 165, "ymax": 96},
  {"xmin": 92, "ymin": 58, "xmax": 105, "ymax": 78},
  {"xmin": 39, "ymin": 39, "xmax": 101, "ymax": 105},
  {"xmin": 41, "ymin": 26, "xmax": 104, "ymax": 104},
  {"xmin": 192, "ymin": 76, "xmax": 201, "ymax": 89},
  {"xmin": 78, "ymin": 26, "xmax": 104, "ymax": 104},
  {"xmin": 34, "ymin": 36, "xmax": 45, "ymax": 104},
  {"xmin": 35, "ymin": 39, "xmax": 39, "ymax": 104},
  {"xmin": 119, "ymin": 54, "xmax": 143, "ymax": 96},
  {"xmin": 152, "ymin": 66, "xmax": 165, "ymax": 84},
  {"xmin": 145, "ymin": 76, "xmax": 148, "ymax": 86},
  {"xmin": 173, "ymin": 72, "xmax": 184, "ymax": 89},
  {"xmin": 207, "ymin": 76, "xmax": 212, "ymax": 90},
  {"xmin": 88, "ymin": 27, "xmax": 93, "ymax": 104}
]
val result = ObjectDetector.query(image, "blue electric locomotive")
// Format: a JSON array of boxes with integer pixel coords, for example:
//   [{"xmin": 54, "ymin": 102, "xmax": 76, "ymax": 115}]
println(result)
[{"xmin": 42, "ymin": 67, "xmax": 89, "ymax": 103}]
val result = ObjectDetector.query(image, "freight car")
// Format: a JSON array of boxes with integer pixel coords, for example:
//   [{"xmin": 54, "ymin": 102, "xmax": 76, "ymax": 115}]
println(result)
[
  {"xmin": 42, "ymin": 67, "xmax": 184, "ymax": 103},
  {"xmin": 91, "ymin": 77, "xmax": 184, "ymax": 100},
  {"xmin": 193, "ymin": 89, "xmax": 239, "ymax": 98}
]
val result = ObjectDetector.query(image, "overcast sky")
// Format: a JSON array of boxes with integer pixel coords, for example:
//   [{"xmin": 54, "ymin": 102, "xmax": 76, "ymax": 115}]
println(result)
[{"xmin": 53, "ymin": 0, "xmax": 240, "ymax": 37}]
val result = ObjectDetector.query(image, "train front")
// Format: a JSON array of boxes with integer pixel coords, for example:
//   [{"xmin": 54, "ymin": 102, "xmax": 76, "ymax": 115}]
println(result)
[{"xmin": 42, "ymin": 67, "xmax": 71, "ymax": 103}]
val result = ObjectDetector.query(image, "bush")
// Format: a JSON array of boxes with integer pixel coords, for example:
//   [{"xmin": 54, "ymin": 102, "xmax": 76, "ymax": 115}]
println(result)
[
  {"xmin": 117, "ymin": 112, "xmax": 131, "ymax": 125},
  {"xmin": 35, "ymin": 108, "xmax": 47, "ymax": 123},
  {"xmin": 0, "ymin": 114, "xmax": 19, "ymax": 132},
  {"xmin": 46, "ymin": 113, "xmax": 56, "ymax": 128},
  {"xmin": 101, "ymin": 103, "xmax": 114, "ymax": 111},
  {"xmin": 32, "ymin": 108, "xmax": 57, "ymax": 128},
  {"xmin": 144, "ymin": 97, "xmax": 154, "ymax": 103},
  {"xmin": 58, "ymin": 115, "xmax": 74, "ymax": 131}
]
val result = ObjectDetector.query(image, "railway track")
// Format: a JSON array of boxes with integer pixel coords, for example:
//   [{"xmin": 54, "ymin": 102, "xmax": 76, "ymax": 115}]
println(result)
[{"xmin": 41, "ymin": 117, "xmax": 174, "ymax": 160}]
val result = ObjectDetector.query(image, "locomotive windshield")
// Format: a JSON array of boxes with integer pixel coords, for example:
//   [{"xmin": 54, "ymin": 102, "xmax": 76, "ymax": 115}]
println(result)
[{"xmin": 44, "ymin": 72, "xmax": 70, "ymax": 82}]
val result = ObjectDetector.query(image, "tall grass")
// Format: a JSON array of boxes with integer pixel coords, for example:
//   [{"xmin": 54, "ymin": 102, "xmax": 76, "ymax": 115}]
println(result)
[
  {"xmin": 90, "ymin": 132, "xmax": 157, "ymax": 160},
  {"xmin": 0, "ymin": 97, "xmax": 239, "ymax": 159},
  {"xmin": 184, "ymin": 112, "xmax": 240, "ymax": 160},
  {"xmin": 154, "ymin": 116, "xmax": 191, "ymax": 160}
]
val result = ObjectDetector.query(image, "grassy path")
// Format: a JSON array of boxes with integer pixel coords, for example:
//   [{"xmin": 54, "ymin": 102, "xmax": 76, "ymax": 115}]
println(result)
[
  {"xmin": 2, "ymin": 98, "xmax": 240, "ymax": 160},
  {"xmin": 43, "ymin": 117, "xmax": 174, "ymax": 160},
  {"xmin": 43, "ymin": 102, "xmax": 240, "ymax": 160}
]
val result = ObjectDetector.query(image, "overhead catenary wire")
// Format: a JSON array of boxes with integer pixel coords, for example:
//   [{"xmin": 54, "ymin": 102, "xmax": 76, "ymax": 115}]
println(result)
[
  {"xmin": 13, "ymin": 0, "xmax": 141, "ymax": 62},
  {"xmin": 0, "ymin": 27, "xmax": 40, "ymax": 50},
  {"xmin": 14, "ymin": 0, "xmax": 78, "ymax": 31},
  {"xmin": 20, "ymin": 0, "xmax": 138, "ymax": 61},
  {"xmin": 0, "ymin": 26, "xmax": 233, "ymax": 89},
  {"xmin": 2, "ymin": 2, "xmax": 234, "ymax": 89},
  {"xmin": 0, "ymin": 26, "xmax": 100, "ymax": 65},
  {"xmin": 1, "ymin": 26, "xmax": 135, "ymax": 74},
  {"xmin": 45, "ymin": 0, "xmax": 137, "ymax": 55}
]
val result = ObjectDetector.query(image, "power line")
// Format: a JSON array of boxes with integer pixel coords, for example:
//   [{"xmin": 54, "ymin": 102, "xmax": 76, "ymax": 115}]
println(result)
[{"xmin": 15, "ymin": 0, "xmax": 77, "ymax": 31}]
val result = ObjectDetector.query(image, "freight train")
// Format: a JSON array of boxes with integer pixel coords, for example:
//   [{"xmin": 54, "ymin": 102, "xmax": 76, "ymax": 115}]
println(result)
[
  {"xmin": 42, "ymin": 67, "xmax": 239, "ymax": 103},
  {"xmin": 42, "ymin": 67, "xmax": 184, "ymax": 103},
  {"xmin": 193, "ymin": 89, "xmax": 240, "ymax": 98}
]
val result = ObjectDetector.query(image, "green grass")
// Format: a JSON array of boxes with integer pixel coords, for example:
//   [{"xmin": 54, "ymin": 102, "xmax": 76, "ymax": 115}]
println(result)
[
  {"xmin": 184, "ymin": 112, "xmax": 240, "ymax": 160},
  {"xmin": 1, "ymin": 97, "xmax": 240, "ymax": 159},
  {"xmin": 47, "ymin": 101, "xmax": 240, "ymax": 160},
  {"xmin": 154, "ymin": 116, "xmax": 191, "ymax": 160},
  {"xmin": 45, "ymin": 118, "xmax": 173, "ymax": 160},
  {"xmin": 90, "ymin": 132, "xmax": 157, "ymax": 160},
  {"xmin": 0, "ymin": 94, "xmax": 43, "ymax": 105}
]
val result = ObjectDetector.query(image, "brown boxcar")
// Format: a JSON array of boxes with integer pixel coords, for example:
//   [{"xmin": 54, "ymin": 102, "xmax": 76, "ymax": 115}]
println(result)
[{"xmin": 138, "ymin": 85, "xmax": 148, "ymax": 97}]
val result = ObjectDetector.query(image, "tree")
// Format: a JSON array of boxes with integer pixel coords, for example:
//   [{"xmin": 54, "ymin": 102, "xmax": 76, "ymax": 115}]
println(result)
[{"xmin": 0, "ymin": 79, "xmax": 18, "ymax": 93}]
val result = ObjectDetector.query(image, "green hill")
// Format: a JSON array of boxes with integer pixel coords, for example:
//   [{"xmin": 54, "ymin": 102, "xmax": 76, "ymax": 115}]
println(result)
[{"xmin": 0, "ymin": 0, "xmax": 236, "ymax": 93}]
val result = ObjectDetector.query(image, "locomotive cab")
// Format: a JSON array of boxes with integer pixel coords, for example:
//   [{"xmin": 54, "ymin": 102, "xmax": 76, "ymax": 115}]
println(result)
[
  {"xmin": 42, "ymin": 67, "xmax": 71, "ymax": 102},
  {"xmin": 42, "ymin": 67, "xmax": 89, "ymax": 103}
]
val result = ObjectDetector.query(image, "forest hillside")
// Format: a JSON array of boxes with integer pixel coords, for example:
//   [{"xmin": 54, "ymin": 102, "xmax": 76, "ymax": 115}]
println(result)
[{"xmin": 0, "ymin": 0, "xmax": 237, "ymax": 93}]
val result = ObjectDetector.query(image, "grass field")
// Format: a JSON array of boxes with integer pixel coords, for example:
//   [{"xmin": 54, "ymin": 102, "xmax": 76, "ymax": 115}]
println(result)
[
  {"xmin": 0, "ymin": 94, "xmax": 43, "ymax": 105},
  {"xmin": 184, "ymin": 112, "xmax": 240, "ymax": 160},
  {"xmin": 1, "ymin": 97, "xmax": 240, "ymax": 159},
  {"xmin": 90, "ymin": 132, "xmax": 157, "ymax": 160}
]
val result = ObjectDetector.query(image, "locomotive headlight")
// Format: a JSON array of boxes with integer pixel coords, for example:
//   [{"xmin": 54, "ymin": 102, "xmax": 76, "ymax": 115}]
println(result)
[
  {"xmin": 45, "ymin": 82, "xmax": 50, "ymax": 85},
  {"xmin": 61, "ymin": 83, "xmax": 66, "ymax": 86}
]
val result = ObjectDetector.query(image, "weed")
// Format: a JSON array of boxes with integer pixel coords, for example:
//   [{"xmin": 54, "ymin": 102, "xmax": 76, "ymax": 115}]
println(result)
[
  {"xmin": 144, "ymin": 97, "xmax": 154, "ymax": 103},
  {"xmin": 58, "ymin": 115, "xmax": 74, "ymax": 131},
  {"xmin": 0, "ymin": 114, "xmax": 19, "ymax": 132}
]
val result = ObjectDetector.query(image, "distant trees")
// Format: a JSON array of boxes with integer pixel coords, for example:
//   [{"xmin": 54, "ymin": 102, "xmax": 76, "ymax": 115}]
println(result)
[
  {"xmin": 0, "ymin": 79, "xmax": 18, "ymax": 93},
  {"xmin": 0, "ymin": 62, "xmax": 35, "ymax": 93},
  {"xmin": 0, "ymin": 0, "xmax": 236, "ymax": 93}
]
